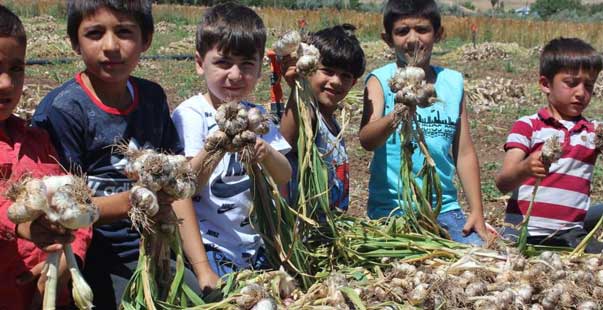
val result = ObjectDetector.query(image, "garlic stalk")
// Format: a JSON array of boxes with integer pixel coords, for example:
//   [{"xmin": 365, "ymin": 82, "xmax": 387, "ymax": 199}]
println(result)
[
  {"xmin": 64, "ymin": 244, "xmax": 93, "ymax": 310},
  {"xmin": 42, "ymin": 251, "xmax": 60, "ymax": 310}
]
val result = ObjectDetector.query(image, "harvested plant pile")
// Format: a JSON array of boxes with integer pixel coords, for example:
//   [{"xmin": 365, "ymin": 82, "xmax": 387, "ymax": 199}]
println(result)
[
  {"xmin": 158, "ymin": 36, "xmax": 195, "ymax": 55},
  {"xmin": 465, "ymin": 77, "xmax": 530, "ymax": 114},
  {"xmin": 197, "ymin": 248, "xmax": 603, "ymax": 310},
  {"xmin": 6, "ymin": 175, "xmax": 99, "ymax": 310},
  {"xmin": 361, "ymin": 40, "xmax": 395, "ymax": 61},
  {"xmin": 458, "ymin": 42, "xmax": 529, "ymax": 62}
]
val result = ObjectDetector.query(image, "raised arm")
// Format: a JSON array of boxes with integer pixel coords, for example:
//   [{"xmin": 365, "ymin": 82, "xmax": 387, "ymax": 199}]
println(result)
[{"xmin": 358, "ymin": 76, "xmax": 398, "ymax": 150}]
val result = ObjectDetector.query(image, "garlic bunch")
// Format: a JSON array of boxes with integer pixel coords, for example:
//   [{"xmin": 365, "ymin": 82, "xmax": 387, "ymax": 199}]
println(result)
[
  {"xmin": 389, "ymin": 66, "xmax": 437, "ymax": 110},
  {"xmin": 296, "ymin": 43, "xmax": 320, "ymax": 77},
  {"xmin": 272, "ymin": 30, "xmax": 301, "ymax": 57},
  {"xmin": 6, "ymin": 175, "xmax": 98, "ymax": 310},
  {"xmin": 206, "ymin": 102, "xmax": 272, "ymax": 164},
  {"xmin": 540, "ymin": 135, "xmax": 563, "ymax": 167}
]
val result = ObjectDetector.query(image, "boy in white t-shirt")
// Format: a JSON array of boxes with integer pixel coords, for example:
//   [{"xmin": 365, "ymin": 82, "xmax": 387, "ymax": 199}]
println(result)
[{"xmin": 172, "ymin": 3, "xmax": 291, "ymax": 276}]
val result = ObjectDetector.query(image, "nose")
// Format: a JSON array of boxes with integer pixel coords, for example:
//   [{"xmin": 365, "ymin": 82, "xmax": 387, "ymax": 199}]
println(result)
[
  {"xmin": 102, "ymin": 32, "xmax": 119, "ymax": 52},
  {"xmin": 330, "ymin": 74, "xmax": 343, "ymax": 88},
  {"xmin": 0, "ymin": 72, "xmax": 13, "ymax": 92},
  {"xmin": 227, "ymin": 64, "xmax": 243, "ymax": 81},
  {"xmin": 575, "ymin": 82, "xmax": 586, "ymax": 99}
]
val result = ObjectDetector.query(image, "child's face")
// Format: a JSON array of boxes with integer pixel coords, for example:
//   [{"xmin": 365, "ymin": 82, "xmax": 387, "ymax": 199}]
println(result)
[
  {"xmin": 0, "ymin": 37, "xmax": 25, "ymax": 122},
  {"xmin": 383, "ymin": 17, "xmax": 441, "ymax": 67},
  {"xmin": 540, "ymin": 69, "xmax": 598, "ymax": 120},
  {"xmin": 74, "ymin": 6, "xmax": 151, "ymax": 85},
  {"xmin": 308, "ymin": 65, "xmax": 356, "ymax": 113},
  {"xmin": 196, "ymin": 47, "xmax": 261, "ymax": 104}
]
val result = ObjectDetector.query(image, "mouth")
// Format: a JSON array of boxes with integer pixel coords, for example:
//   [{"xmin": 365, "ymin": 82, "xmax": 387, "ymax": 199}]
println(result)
[
  {"xmin": 100, "ymin": 60, "xmax": 125, "ymax": 67},
  {"xmin": 324, "ymin": 88, "xmax": 342, "ymax": 96}
]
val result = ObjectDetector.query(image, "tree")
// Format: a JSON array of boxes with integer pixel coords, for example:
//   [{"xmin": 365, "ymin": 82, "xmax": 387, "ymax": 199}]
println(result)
[
  {"xmin": 531, "ymin": 0, "xmax": 582, "ymax": 20},
  {"xmin": 490, "ymin": 0, "xmax": 499, "ymax": 9}
]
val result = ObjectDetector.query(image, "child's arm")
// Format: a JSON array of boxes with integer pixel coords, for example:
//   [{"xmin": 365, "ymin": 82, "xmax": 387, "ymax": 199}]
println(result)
[
  {"xmin": 255, "ymin": 138, "xmax": 292, "ymax": 185},
  {"xmin": 171, "ymin": 198, "xmax": 219, "ymax": 290},
  {"xmin": 453, "ymin": 98, "xmax": 489, "ymax": 240},
  {"xmin": 279, "ymin": 95, "xmax": 299, "ymax": 147},
  {"xmin": 91, "ymin": 192, "xmax": 132, "ymax": 225},
  {"xmin": 495, "ymin": 149, "xmax": 546, "ymax": 193},
  {"xmin": 358, "ymin": 76, "xmax": 399, "ymax": 150}
]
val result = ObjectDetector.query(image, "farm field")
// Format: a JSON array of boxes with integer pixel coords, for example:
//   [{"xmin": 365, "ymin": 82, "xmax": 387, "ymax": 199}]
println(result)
[{"xmin": 10, "ymin": 4, "xmax": 603, "ymax": 308}]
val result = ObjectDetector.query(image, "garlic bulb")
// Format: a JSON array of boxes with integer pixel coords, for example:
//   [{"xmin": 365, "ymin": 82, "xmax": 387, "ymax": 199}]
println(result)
[
  {"xmin": 540, "ymin": 135, "xmax": 563, "ymax": 167},
  {"xmin": 6, "ymin": 178, "xmax": 49, "ymax": 224},
  {"xmin": 296, "ymin": 43, "xmax": 320, "ymax": 77},
  {"xmin": 129, "ymin": 185, "xmax": 159, "ymax": 217},
  {"xmin": 49, "ymin": 184, "xmax": 99, "ymax": 230},
  {"xmin": 273, "ymin": 31, "xmax": 302, "ymax": 57},
  {"xmin": 389, "ymin": 66, "xmax": 437, "ymax": 109}
]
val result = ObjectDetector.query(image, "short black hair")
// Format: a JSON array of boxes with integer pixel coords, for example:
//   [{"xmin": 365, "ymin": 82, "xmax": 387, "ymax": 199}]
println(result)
[
  {"xmin": 308, "ymin": 24, "xmax": 365, "ymax": 79},
  {"xmin": 540, "ymin": 37, "xmax": 602, "ymax": 80},
  {"xmin": 0, "ymin": 5, "xmax": 26, "ymax": 46},
  {"xmin": 383, "ymin": 0, "xmax": 441, "ymax": 37},
  {"xmin": 195, "ymin": 2, "xmax": 266, "ymax": 59},
  {"xmin": 67, "ymin": 0, "xmax": 154, "ymax": 47}
]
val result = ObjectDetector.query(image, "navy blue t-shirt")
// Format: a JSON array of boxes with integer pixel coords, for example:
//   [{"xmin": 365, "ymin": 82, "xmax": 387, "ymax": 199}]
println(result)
[{"xmin": 32, "ymin": 73, "xmax": 183, "ymax": 261}]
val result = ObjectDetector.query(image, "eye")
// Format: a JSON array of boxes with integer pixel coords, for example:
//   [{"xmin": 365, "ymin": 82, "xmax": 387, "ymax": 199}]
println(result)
[
  {"xmin": 84, "ymin": 29, "xmax": 103, "ymax": 40},
  {"xmin": 116, "ymin": 28, "xmax": 133, "ymax": 36},
  {"xmin": 320, "ymin": 68, "xmax": 335, "ymax": 76},
  {"xmin": 10, "ymin": 64, "xmax": 24, "ymax": 73},
  {"xmin": 416, "ymin": 26, "xmax": 432, "ymax": 34},
  {"xmin": 394, "ymin": 27, "xmax": 410, "ymax": 36}
]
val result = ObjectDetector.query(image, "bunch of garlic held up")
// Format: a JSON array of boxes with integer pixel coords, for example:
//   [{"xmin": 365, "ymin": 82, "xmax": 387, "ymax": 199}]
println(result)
[
  {"xmin": 120, "ymin": 145, "xmax": 197, "ymax": 232},
  {"xmin": 6, "ymin": 175, "xmax": 98, "ymax": 310},
  {"xmin": 273, "ymin": 30, "xmax": 320, "ymax": 78},
  {"xmin": 388, "ymin": 65, "xmax": 437, "ymax": 126},
  {"xmin": 205, "ymin": 101, "xmax": 271, "ymax": 164}
]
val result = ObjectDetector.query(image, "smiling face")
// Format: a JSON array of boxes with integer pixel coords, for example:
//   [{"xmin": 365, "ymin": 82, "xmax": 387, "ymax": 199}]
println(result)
[
  {"xmin": 0, "ymin": 36, "xmax": 25, "ymax": 122},
  {"xmin": 541, "ymin": 69, "xmax": 598, "ymax": 120},
  {"xmin": 74, "ymin": 6, "xmax": 150, "ymax": 86},
  {"xmin": 196, "ymin": 46, "xmax": 261, "ymax": 107},
  {"xmin": 308, "ymin": 64, "xmax": 356, "ymax": 113},
  {"xmin": 383, "ymin": 17, "xmax": 441, "ymax": 68}
]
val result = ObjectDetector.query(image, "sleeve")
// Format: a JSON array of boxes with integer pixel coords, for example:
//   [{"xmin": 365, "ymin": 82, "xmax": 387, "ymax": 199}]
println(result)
[
  {"xmin": 503, "ymin": 117, "xmax": 533, "ymax": 153},
  {"xmin": 157, "ymin": 92, "xmax": 184, "ymax": 155},
  {"xmin": 0, "ymin": 202, "xmax": 17, "ymax": 242},
  {"xmin": 172, "ymin": 102, "xmax": 208, "ymax": 158},
  {"xmin": 257, "ymin": 107, "xmax": 291, "ymax": 154},
  {"xmin": 32, "ymin": 100, "xmax": 86, "ymax": 172}
]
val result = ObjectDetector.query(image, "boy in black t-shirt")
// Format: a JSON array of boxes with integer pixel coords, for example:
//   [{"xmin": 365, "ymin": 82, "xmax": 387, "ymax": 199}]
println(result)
[{"xmin": 32, "ymin": 1, "xmax": 217, "ymax": 308}]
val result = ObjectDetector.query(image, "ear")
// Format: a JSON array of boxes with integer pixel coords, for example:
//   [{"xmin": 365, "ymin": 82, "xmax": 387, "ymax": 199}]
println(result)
[
  {"xmin": 381, "ymin": 31, "xmax": 394, "ymax": 48},
  {"xmin": 195, "ymin": 51, "xmax": 205, "ymax": 76},
  {"xmin": 434, "ymin": 26, "xmax": 444, "ymax": 43},
  {"xmin": 141, "ymin": 33, "xmax": 153, "ymax": 52},
  {"xmin": 539, "ymin": 75, "xmax": 552, "ymax": 94}
]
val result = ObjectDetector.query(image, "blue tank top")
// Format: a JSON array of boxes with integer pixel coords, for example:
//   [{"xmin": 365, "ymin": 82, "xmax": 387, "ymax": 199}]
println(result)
[{"xmin": 366, "ymin": 63, "xmax": 464, "ymax": 219}]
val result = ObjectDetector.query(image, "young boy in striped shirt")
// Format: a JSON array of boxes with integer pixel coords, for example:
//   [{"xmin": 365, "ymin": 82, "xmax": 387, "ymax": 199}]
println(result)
[{"xmin": 496, "ymin": 37, "xmax": 603, "ymax": 253}]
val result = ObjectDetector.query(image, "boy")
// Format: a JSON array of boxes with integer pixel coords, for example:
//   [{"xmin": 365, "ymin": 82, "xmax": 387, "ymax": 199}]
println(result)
[
  {"xmin": 0, "ymin": 5, "xmax": 91, "ymax": 309},
  {"xmin": 280, "ymin": 24, "xmax": 366, "ymax": 211},
  {"xmin": 172, "ymin": 2, "xmax": 291, "ymax": 276},
  {"xmin": 31, "ymin": 1, "xmax": 217, "ymax": 308},
  {"xmin": 496, "ymin": 37, "xmax": 603, "ymax": 253},
  {"xmin": 358, "ymin": 0, "xmax": 489, "ymax": 244}
]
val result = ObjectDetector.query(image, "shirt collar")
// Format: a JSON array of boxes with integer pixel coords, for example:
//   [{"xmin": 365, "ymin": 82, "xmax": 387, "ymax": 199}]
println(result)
[{"xmin": 537, "ymin": 107, "xmax": 591, "ymax": 132}]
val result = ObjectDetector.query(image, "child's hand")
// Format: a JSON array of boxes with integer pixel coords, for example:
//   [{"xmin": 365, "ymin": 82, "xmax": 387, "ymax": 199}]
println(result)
[
  {"xmin": 522, "ymin": 150, "xmax": 548, "ymax": 179},
  {"xmin": 254, "ymin": 138, "xmax": 275, "ymax": 163},
  {"xmin": 462, "ymin": 212, "xmax": 493, "ymax": 243},
  {"xmin": 17, "ymin": 216, "xmax": 74, "ymax": 252},
  {"xmin": 280, "ymin": 55, "xmax": 298, "ymax": 87}
]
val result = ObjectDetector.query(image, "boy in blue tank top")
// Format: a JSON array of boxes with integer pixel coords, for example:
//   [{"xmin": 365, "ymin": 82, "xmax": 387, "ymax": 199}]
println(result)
[
  {"xmin": 358, "ymin": 0, "xmax": 490, "ymax": 245},
  {"xmin": 280, "ymin": 24, "xmax": 366, "ymax": 212}
]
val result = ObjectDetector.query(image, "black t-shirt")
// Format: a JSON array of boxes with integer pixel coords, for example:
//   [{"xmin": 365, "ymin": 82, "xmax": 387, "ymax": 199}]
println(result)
[{"xmin": 32, "ymin": 73, "xmax": 183, "ymax": 261}]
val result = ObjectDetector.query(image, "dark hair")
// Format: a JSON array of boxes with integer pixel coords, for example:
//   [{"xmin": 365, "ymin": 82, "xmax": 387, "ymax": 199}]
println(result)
[
  {"xmin": 195, "ymin": 2, "xmax": 266, "ymax": 59},
  {"xmin": 383, "ymin": 0, "xmax": 441, "ymax": 37},
  {"xmin": 67, "ymin": 0, "xmax": 154, "ymax": 47},
  {"xmin": 307, "ymin": 24, "xmax": 365, "ymax": 79},
  {"xmin": 540, "ymin": 37, "xmax": 603, "ymax": 80},
  {"xmin": 0, "ymin": 5, "xmax": 26, "ymax": 46}
]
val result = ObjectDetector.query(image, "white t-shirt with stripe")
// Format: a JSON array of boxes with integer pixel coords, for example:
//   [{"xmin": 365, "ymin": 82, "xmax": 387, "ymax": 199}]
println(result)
[{"xmin": 504, "ymin": 107, "xmax": 599, "ymax": 237}]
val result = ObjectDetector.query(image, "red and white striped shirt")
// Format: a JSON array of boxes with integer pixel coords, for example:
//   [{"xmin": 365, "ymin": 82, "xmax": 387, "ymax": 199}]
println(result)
[{"xmin": 504, "ymin": 107, "xmax": 599, "ymax": 236}]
